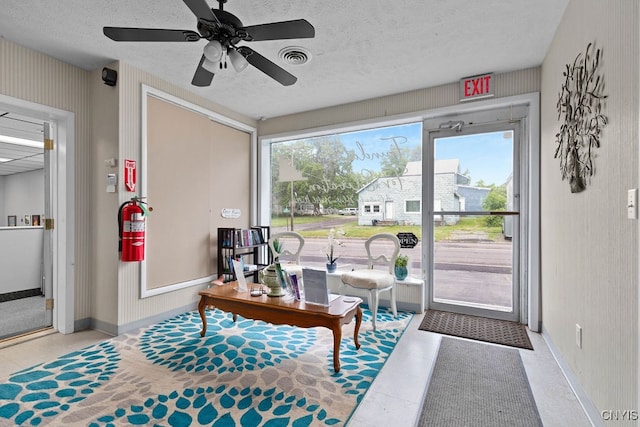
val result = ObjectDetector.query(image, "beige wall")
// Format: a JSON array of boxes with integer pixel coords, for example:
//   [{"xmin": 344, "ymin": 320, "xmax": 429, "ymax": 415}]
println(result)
[
  {"xmin": 89, "ymin": 62, "xmax": 120, "ymax": 329},
  {"xmin": 115, "ymin": 63, "xmax": 256, "ymax": 331},
  {"xmin": 541, "ymin": 0, "xmax": 638, "ymax": 416},
  {"xmin": 145, "ymin": 95, "xmax": 252, "ymax": 291}
]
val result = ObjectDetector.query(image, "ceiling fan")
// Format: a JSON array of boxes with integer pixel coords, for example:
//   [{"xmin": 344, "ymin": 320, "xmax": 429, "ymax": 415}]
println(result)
[{"xmin": 103, "ymin": 0, "xmax": 315, "ymax": 87}]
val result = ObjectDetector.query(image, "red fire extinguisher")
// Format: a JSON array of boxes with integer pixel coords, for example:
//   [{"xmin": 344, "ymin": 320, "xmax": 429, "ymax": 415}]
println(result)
[{"xmin": 118, "ymin": 197, "xmax": 151, "ymax": 262}]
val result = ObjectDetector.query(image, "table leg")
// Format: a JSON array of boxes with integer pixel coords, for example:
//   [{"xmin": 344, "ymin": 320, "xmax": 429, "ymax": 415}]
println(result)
[
  {"xmin": 331, "ymin": 323, "xmax": 342, "ymax": 373},
  {"xmin": 198, "ymin": 296, "xmax": 207, "ymax": 337},
  {"xmin": 354, "ymin": 306, "xmax": 362, "ymax": 349}
]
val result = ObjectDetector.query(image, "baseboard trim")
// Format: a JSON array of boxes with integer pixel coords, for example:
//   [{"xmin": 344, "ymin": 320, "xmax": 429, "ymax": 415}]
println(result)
[
  {"xmin": 75, "ymin": 303, "xmax": 200, "ymax": 337},
  {"xmin": 0, "ymin": 288, "xmax": 42, "ymax": 303},
  {"xmin": 541, "ymin": 326, "xmax": 602, "ymax": 427}
]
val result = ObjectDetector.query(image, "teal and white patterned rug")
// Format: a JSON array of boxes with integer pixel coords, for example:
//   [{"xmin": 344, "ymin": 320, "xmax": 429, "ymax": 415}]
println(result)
[{"xmin": 0, "ymin": 306, "xmax": 412, "ymax": 426}]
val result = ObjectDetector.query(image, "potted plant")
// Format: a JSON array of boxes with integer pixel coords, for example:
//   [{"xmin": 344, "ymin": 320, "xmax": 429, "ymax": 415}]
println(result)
[
  {"xmin": 324, "ymin": 228, "xmax": 343, "ymax": 273},
  {"xmin": 394, "ymin": 253, "xmax": 409, "ymax": 280},
  {"xmin": 270, "ymin": 238, "xmax": 282, "ymax": 261}
]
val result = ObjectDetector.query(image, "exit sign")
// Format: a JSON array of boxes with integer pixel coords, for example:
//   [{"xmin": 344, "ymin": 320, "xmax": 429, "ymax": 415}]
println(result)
[{"xmin": 460, "ymin": 73, "xmax": 494, "ymax": 102}]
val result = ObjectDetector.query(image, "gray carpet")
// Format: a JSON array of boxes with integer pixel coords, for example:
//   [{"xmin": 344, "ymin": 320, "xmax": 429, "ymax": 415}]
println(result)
[
  {"xmin": 418, "ymin": 337, "xmax": 542, "ymax": 427},
  {"xmin": 0, "ymin": 296, "xmax": 49, "ymax": 340}
]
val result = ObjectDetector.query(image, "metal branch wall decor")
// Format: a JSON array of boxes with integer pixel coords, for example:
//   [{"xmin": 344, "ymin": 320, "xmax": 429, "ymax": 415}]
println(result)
[{"xmin": 554, "ymin": 42, "xmax": 608, "ymax": 193}]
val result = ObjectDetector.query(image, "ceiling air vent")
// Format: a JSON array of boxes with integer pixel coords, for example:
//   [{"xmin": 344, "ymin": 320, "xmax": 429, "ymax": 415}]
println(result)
[{"xmin": 279, "ymin": 46, "xmax": 312, "ymax": 65}]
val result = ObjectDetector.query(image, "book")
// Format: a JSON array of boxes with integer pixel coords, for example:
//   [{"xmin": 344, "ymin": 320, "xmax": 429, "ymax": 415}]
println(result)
[
  {"xmin": 227, "ymin": 255, "xmax": 234, "ymax": 274},
  {"xmin": 232, "ymin": 259, "xmax": 248, "ymax": 291},
  {"xmin": 253, "ymin": 228, "xmax": 264, "ymax": 244},
  {"xmin": 289, "ymin": 273, "xmax": 301, "ymax": 300}
]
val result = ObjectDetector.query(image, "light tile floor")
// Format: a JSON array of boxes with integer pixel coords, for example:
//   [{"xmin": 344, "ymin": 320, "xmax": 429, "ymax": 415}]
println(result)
[
  {"xmin": 0, "ymin": 316, "xmax": 591, "ymax": 426},
  {"xmin": 350, "ymin": 315, "xmax": 592, "ymax": 426}
]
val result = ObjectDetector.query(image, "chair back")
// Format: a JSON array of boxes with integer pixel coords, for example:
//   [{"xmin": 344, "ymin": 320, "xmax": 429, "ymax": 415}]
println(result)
[
  {"xmin": 364, "ymin": 233, "xmax": 400, "ymax": 274},
  {"xmin": 268, "ymin": 231, "xmax": 305, "ymax": 264}
]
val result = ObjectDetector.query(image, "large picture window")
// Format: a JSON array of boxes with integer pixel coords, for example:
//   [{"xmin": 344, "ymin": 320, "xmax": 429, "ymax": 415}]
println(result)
[{"xmin": 264, "ymin": 122, "xmax": 423, "ymax": 276}]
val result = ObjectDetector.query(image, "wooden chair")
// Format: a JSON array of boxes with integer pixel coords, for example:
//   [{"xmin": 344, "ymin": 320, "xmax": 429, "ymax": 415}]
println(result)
[
  {"xmin": 339, "ymin": 233, "xmax": 400, "ymax": 330},
  {"xmin": 268, "ymin": 231, "xmax": 305, "ymax": 279}
]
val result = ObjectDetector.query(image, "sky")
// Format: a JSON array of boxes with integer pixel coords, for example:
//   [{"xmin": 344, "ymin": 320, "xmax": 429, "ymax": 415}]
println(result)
[
  {"xmin": 434, "ymin": 131, "xmax": 513, "ymax": 186},
  {"xmin": 337, "ymin": 122, "xmax": 513, "ymax": 186}
]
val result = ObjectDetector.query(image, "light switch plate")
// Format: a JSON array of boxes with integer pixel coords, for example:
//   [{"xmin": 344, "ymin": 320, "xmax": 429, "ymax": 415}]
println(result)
[{"xmin": 628, "ymin": 189, "xmax": 637, "ymax": 219}]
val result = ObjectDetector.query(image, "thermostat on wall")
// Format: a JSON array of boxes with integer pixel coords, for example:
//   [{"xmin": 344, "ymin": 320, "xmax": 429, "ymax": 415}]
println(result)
[
  {"xmin": 106, "ymin": 173, "xmax": 117, "ymax": 193},
  {"xmin": 221, "ymin": 208, "xmax": 241, "ymax": 219}
]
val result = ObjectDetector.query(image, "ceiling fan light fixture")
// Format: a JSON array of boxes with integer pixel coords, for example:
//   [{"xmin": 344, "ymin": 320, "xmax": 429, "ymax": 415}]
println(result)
[
  {"xmin": 228, "ymin": 48, "xmax": 249, "ymax": 72},
  {"xmin": 203, "ymin": 40, "xmax": 223, "ymax": 62},
  {"xmin": 104, "ymin": 3, "xmax": 315, "ymax": 88},
  {"xmin": 201, "ymin": 57, "xmax": 219, "ymax": 73}
]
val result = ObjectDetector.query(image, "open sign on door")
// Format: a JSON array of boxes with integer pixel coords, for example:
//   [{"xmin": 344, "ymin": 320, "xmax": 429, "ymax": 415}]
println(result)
[{"xmin": 397, "ymin": 232, "xmax": 418, "ymax": 248}]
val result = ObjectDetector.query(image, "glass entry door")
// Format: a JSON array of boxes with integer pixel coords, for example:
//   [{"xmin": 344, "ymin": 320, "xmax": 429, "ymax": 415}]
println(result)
[{"xmin": 427, "ymin": 121, "xmax": 520, "ymax": 321}]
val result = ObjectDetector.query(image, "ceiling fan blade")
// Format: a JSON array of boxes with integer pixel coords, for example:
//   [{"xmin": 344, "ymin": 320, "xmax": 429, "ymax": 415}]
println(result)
[
  {"xmin": 238, "ymin": 47, "xmax": 297, "ymax": 86},
  {"xmin": 242, "ymin": 19, "xmax": 315, "ymax": 41},
  {"xmin": 182, "ymin": 0, "xmax": 216, "ymax": 21},
  {"xmin": 192, "ymin": 55, "xmax": 215, "ymax": 87},
  {"xmin": 104, "ymin": 27, "xmax": 200, "ymax": 42}
]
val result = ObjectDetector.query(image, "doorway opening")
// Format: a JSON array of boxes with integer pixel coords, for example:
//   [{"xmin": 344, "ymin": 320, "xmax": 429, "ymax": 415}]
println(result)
[
  {"xmin": 0, "ymin": 112, "xmax": 51, "ymax": 340},
  {"xmin": 0, "ymin": 93, "xmax": 75, "ymax": 338}
]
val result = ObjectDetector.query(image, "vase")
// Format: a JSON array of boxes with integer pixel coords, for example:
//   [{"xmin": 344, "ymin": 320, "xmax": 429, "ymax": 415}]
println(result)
[
  {"xmin": 326, "ymin": 262, "xmax": 337, "ymax": 273},
  {"xmin": 258, "ymin": 264, "xmax": 284, "ymax": 297},
  {"xmin": 394, "ymin": 266, "xmax": 408, "ymax": 280}
]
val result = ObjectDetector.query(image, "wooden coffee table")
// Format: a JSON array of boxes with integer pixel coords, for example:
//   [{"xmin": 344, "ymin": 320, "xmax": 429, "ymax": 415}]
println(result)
[{"xmin": 198, "ymin": 283, "xmax": 362, "ymax": 373}]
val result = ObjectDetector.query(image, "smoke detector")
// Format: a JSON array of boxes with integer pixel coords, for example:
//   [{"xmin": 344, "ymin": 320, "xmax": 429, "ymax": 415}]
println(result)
[{"xmin": 278, "ymin": 46, "xmax": 312, "ymax": 65}]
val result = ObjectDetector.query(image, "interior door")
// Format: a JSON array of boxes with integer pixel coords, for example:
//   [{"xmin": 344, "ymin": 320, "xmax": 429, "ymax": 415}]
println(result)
[{"xmin": 426, "ymin": 120, "xmax": 520, "ymax": 321}]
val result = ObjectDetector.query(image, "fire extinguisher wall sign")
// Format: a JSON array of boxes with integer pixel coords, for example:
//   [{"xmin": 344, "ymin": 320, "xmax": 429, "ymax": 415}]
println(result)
[
  {"xmin": 124, "ymin": 159, "xmax": 136, "ymax": 192},
  {"xmin": 118, "ymin": 197, "xmax": 149, "ymax": 262}
]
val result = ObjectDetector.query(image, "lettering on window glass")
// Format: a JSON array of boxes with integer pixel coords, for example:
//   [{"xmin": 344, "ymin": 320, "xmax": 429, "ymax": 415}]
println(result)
[{"xmin": 270, "ymin": 123, "xmax": 423, "ymax": 218}]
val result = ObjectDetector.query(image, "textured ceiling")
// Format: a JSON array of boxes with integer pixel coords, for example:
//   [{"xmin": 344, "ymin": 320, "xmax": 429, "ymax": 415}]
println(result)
[{"xmin": 0, "ymin": 0, "xmax": 568, "ymax": 120}]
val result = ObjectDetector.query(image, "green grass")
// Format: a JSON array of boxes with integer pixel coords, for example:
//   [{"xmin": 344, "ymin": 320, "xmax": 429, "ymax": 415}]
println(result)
[
  {"xmin": 270, "ymin": 215, "xmax": 504, "ymax": 241},
  {"xmin": 434, "ymin": 217, "xmax": 503, "ymax": 241},
  {"xmin": 270, "ymin": 215, "xmax": 331, "ymax": 227}
]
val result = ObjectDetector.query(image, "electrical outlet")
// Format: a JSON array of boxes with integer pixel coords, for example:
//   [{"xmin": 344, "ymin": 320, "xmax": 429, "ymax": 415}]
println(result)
[{"xmin": 576, "ymin": 324, "xmax": 582, "ymax": 348}]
